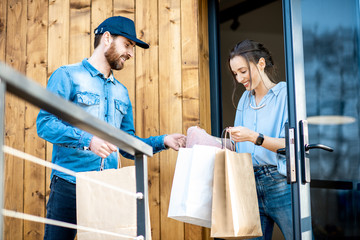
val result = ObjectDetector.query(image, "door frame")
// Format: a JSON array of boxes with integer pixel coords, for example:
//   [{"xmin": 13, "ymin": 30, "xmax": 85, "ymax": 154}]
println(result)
[
  {"xmin": 208, "ymin": 0, "xmax": 223, "ymax": 137},
  {"xmin": 283, "ymin": 0, "xmax": 313, "ymax": 239},
  {"xmin": 210, "ymin": 0, "xmax": 313, "ymax": 238}
]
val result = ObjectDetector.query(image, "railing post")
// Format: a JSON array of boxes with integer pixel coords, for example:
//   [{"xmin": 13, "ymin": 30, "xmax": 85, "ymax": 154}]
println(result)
[
  {"xmin": 0, "ymin": 78, "xmax": 5, "ymax": 237},
  {"xmin": 135, "ymin": 153, "xmax": 149, "ymax": 239}
]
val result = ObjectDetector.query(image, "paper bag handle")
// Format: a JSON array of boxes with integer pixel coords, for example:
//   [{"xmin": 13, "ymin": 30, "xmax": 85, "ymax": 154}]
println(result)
[{"xmin": 221, "ymin": 128, "xmax": 235, "ymax": 151}]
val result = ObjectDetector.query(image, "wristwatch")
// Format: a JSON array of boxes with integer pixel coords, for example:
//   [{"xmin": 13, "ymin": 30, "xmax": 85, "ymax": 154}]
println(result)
[{"xmin": 255, "ymin": 133, "xmax": 264, "ymax": 146}]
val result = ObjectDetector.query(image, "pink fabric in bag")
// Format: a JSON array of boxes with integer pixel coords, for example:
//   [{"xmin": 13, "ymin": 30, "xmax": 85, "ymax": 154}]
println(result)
[{"xmin": 186, "ymin": 126, "xmax": 223, "ymax": 149}]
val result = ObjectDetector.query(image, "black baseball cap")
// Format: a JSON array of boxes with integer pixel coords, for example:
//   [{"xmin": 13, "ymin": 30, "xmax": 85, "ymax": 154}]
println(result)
[{"xmin": 94, "ymin": 16, "xmax": 149, "ymax": 49}]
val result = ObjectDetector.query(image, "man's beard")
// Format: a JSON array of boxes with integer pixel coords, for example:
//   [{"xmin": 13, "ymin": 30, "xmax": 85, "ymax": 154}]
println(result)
[{"xmin": 105, "ymin": 42, "xmax": 125, "ymax": 70}]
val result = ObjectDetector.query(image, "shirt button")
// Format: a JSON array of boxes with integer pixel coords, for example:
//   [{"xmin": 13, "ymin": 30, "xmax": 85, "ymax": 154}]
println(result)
[
  {"xmin": 105, "ymin": 97, "xmax": 107, "ymax": 100},
  {"xmin": 105, "ymin": 114, "xmax": 108, "ymax": 117}
]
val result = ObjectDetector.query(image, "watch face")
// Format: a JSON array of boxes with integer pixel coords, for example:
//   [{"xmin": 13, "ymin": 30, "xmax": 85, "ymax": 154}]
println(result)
[{"xmin": 256, "ymin": 133, "xmax": 264, "ymax": 146}]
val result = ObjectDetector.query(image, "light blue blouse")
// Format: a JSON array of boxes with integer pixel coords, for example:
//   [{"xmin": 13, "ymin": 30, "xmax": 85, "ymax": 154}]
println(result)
[{"xmin": 234, "ymin": 81, "xmax": 288, "ymax": 176}]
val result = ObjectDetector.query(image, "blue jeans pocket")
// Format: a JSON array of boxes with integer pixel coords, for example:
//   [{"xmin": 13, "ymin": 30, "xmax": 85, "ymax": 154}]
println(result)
[{"xmin": 269, "ymin": 167, "xmax": 287, "ymax": 183}]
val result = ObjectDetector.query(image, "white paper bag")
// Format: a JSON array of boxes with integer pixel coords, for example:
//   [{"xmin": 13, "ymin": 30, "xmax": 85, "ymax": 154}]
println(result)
[{"xmin": 168, "ymin": 145, "xmax": 218, "ymax": 228}]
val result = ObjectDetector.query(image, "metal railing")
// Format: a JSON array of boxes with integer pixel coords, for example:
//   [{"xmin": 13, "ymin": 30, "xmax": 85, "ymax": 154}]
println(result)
[{"xmin": 0, "ymin": 61, "xmax": 151, "ymax": 239}]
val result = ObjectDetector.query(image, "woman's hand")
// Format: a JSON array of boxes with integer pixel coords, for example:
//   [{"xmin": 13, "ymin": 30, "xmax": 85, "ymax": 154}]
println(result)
[
  {"xmin": 227, "ymin": 126, "xmax": 285, "ymax": 153},
  {"xmin": 227, "ymin": 126, "xmax": 257, "ymax": 143}
]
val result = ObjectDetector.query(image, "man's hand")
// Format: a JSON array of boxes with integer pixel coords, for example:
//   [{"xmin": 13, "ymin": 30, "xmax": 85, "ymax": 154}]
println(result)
[
  {"xmin": 89, "ymin": 136, "xmax": 117, "ymax": 158},
  {"xmin": 164, "ymin": 133, "xmax": 186, "ymax": 151}
]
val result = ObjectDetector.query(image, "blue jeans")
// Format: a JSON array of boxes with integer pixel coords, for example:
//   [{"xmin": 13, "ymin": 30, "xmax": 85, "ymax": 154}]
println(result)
[
  {"xmin": 252, "ymin": 165, "xmax": 293, "ymax": 240},
  {"xmin": 44, "ymin": 176, "xmax": 77, "ymax": 240}
]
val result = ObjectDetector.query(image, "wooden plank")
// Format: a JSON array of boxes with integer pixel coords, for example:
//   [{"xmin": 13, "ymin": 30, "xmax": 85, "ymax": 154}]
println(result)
[
  {"xmin": 69, "ymin": 0, "xmax": 91, "ymax": 63},
  {"xmin": 113, "ymin": 0, "xmax": 136, "ymax": 168},
  {"xmin": 198, "ymin": 0, "xmax": 211, "ymax": 134},
  {"xmin": 24, "ymin": 0, "xmax": 48, "ymax": 239},
  {"xmin": 90, "ymin": 0, "xmax": 112, "ymax": 53},
  {"xmin": 4, "ymin": 0, "xmax": 27, "ymax": 239},
  {"xmin": 47, "ymin": 0, "xmax": 70, "ymax": 225},
  {"xmin": 135, "ymin": 0, "xmax": 160, "ymax": 239},
  {"xmin": 0, "ymin": 0, "xmax": 6, "ymax": 61},
  {"xmin": 113, "ymin": 0, "xmax": 134, "ymax": 20},
  {"xmin": 158, "ymin": 0, "xmax": 184, "ymax": 239},
  {"xmin": 181, "ymin": 0, "xmax": 200, "ymax": 132},
  {"xmin": 48, "ymin": 0, "xmax": 69, "ymax": 76}
]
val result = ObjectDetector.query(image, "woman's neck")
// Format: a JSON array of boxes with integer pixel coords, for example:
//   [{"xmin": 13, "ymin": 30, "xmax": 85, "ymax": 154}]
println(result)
[{"xmin": 253, "ymin": 75, "xmax": 276, "ymax": 104}]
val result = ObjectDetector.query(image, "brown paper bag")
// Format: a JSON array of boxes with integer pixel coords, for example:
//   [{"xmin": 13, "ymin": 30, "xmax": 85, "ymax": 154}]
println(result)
[
  {"xmin": 211, "ymin": 149, "xmax": 262, "ymax": 239},
  {"xmin": 76, "ymin": 167, "xmax": 151, "ymax": 240}
]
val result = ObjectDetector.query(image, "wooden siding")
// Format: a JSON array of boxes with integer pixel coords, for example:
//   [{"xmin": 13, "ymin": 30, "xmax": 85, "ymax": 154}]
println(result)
[
  {"xmin": 0, "ymin": 0, "xmax": 211, "ymax": 239},
  {"xmin": 25, "ymin": 1, "xmax": 48, "ymax": 239},
  {"xmin": 4, "ymin": 0, "xmax": 27, "ymax": 239}
]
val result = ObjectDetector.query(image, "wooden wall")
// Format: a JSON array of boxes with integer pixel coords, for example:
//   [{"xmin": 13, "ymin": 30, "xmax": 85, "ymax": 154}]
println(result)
[{"xmin": 0, "ymin": 0, "xmax": 211, "ymax": 239}]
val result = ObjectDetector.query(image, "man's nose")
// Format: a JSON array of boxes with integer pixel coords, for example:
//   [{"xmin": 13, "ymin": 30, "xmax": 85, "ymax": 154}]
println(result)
[{"xmin": 128, "ymin": 48, "xmax": 134, "ymax": 58}]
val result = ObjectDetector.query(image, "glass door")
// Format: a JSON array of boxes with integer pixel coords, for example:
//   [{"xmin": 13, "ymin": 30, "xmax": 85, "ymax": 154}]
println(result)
[
  {"xmin": 301, "ymin": 0, "xmax": 360, "ymax": 239},
  {"xmin": 283, "ymin": 0, "xmax": 360, "ymax": 239}
]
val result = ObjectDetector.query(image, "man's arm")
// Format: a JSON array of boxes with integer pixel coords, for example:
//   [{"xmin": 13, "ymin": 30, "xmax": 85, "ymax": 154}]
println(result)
[
  {"xmin": 36, "ymin": 67, "xmax": 93, "ymax": 150},
  {"xmin": 117, "ymin": 101, "xmax": 185, "ymax": 159}
]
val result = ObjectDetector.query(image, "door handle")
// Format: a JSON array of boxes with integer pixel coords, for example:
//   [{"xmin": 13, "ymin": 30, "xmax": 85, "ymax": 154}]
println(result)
[
  {"xmin": 277, "ymin": 123, "xmax": 296, "ymax": 183},
  {"xmin": 300, "ymin": 120, "xmax": 335, "ymax": 183},
  {"xmin": 305, "ymin": 144, "xmax": 333, "ymax": 152},
  {"xmin": 277, "ymin": 122, "xmax": 334, "ymax": 184},
  {"xmin": 277, "ymin": 144, "xmax": 333, "ymax": 154}
]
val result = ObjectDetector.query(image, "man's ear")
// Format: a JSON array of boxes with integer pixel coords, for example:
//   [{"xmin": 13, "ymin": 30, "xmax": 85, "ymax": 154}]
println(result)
[
  {"xmin": 257, "ymin": 57, "xmax": 266, "ymax": 71},
  {"xmin": 102, "ymin": 31, "xmax": 113, "ymax": 46}
]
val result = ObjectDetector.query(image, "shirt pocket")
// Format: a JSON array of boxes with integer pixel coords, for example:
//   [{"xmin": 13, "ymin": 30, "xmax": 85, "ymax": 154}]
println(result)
[
  {"xmin": 114, "ymin": 99, "xmax": 128, "ymax": 128},
  {"xmin": 74, "ymin": 92, "xmax": 100, "ymax": 118}
]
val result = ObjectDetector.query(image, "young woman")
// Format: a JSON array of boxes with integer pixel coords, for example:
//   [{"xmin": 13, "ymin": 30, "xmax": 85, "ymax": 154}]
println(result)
[{"xmin": 227, "ymin": 39, "xmax": 292, "ymax": 240}]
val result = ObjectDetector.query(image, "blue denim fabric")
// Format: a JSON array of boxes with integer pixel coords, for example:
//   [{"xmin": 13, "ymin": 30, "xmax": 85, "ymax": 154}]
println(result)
[
  {"xmin": 44, "ymin": 176, "xmax": 77, "ymax": 240},
  {"xmin": 36, "ymin": 59, "xmax": 167, "ymax": 183},
  {"xmin": 252, "ymin": 165, "xmax": 293, "ymax": 240}
]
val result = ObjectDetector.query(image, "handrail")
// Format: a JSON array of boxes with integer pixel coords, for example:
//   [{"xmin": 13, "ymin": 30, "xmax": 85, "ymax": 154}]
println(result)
[
  {"xmin": 0, "ymin": 61, "xmax": 151, "ymax": 239},
  {"xmin": 0, "ymin": 61, "xmax": 153, "ymax": 157}
]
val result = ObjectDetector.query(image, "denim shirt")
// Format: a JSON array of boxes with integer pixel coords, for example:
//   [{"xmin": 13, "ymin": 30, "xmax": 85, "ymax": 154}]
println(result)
[
  {"xmin": 234, "ymin": 82, "xmax": 288, "ymax": 176},
  {"xmin": 37, "ymin": 59, "xmax": 167, "ymax": 183}
]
